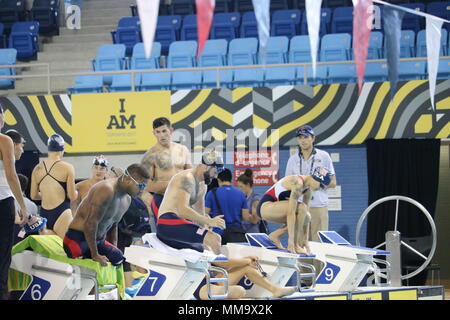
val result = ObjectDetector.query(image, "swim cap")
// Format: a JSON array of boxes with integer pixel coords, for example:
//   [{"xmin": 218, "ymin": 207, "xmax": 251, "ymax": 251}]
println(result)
[
  {"xmin": 93, "ymin": 155, "xmax": 109, "ymax": 167},
  {"xmin": 47, "ymin": 134, "xmax": 65, "ymax": 152},
  {"xmin": 201, "ymin": 150, "xmax": 224, "ymax": 172},
  {"xmin": 311, "ymin": 167, "xmax": 331, "ymax": 189}
]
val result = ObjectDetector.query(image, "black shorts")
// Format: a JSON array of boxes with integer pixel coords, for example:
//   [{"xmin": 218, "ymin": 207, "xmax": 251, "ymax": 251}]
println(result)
[
  {"xmin": 40, "ymin": 200, "xmax": 70, "ymax": 230},
  {"xmin": 156, "ymin": 212, "xmax": 207, "ymax": 252},
  {"xmin": 63, "ymin": 228, "xmax": 125, "ymax": 267},
  {"xmin": 256, "ymin": 194, "xmax": 276, "ymax": 219}
]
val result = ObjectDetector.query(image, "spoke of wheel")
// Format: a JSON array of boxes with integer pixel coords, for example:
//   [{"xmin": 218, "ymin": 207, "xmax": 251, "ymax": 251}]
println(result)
[
  {"xmin": 394, "ymin": 199, "xmax": 399, "ymax": 231},
  {"xmin": 373, "ymin": 241, "xmax": 386, "ymax": 250},
  {"xmin": 401, "ymin": 241, "xmax": 427, "ymax": 261}
]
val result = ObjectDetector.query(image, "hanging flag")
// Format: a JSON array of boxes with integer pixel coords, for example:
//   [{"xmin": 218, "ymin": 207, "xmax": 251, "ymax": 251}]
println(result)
[
  {"xmin": 305, "ymin": 0, "xmax": 323, "ymax": 79},
  {"xmin": 252, "ymin": 0, "xmax": 270, "ymax": 64},
  {"xmin": 352, "ymin": 0, "xmax": 373, "ymax": 95},
  {"xmin": 137, "ymin": 0, "xmax": 160, "ymax": 59},
  {"xmin": 425, "ymin": 18, "xmax": 443, "ymax": 112},
  {"xmin": 383, "ymin": 6, "xmax": 404, "ymax": 101},
  {"xmin": 196, "ymin": 0, "xmax": 215, "ymax": 58}
]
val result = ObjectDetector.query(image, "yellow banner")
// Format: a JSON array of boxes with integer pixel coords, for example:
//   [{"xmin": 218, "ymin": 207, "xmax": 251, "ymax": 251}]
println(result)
[{"xmin": 71, "ymin": 91, "xmax": 171, "ymax": 153}]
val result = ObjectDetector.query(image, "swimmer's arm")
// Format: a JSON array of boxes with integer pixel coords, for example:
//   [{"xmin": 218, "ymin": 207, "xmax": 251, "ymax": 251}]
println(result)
[
  {"xmin": 141, "ymin": 152, "xmax": 168, "ymax": 194},
  {"xmin": 66, "ymin": 164, "xmax": 78, "ymax": 202},
  {"xmin": 106, "ymin": 223, "xmax": 118, "ymax": 247},
  {"xmin": 302, "ymin": 189, "xmax": 313, "ymax": 207},
  {"xmin": 83, "ymin": 187, "xmax": 114, "ymax": 258},
  {"xmin": 139, "ymin": 191, "xmax": 154, "ymax": 219},
  {"xmin": 177, "ymin": 178, "xmax": 210, "ymax": 227},
  {"xmin": 70, "ymin": 183, "xmax": 82, "ymax": 214},
  {"xmin": 30, "ymin": 165, "xmax": 41, "ymax": 201}
]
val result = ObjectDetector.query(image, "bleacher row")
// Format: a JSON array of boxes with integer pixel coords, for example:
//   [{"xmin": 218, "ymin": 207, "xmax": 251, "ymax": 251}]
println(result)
[
  {"xmin": 0, "ymin": 0, "xmax": 60, "ymax": 36},
  {"xmin": 66, "ymin": 35, "xmax": 450, "ymax": 94},
  {"xmin": 118, "ymin": 3, "xmax": 450, "ymax": 55}
]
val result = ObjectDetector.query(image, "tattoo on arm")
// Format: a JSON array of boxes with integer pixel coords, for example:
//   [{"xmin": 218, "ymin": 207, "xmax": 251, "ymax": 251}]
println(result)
[{"xmin": 180, "ymin": 177, "xmax": 194, "ymax": 194}]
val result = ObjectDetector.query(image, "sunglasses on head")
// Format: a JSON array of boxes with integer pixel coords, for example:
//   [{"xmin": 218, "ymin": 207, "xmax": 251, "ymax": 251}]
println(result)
[{"xmin": 124, "ymin": 169, "xmax": 147, "ymax": 191}]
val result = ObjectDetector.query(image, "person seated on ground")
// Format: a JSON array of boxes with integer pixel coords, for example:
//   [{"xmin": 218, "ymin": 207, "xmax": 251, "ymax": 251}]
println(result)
[
  {"xmin": 156, "ymin": 150, "xmax": 226, "ymax": 254},
  {"xmin": 257, "ymin": 167, "xmax": 332, "ymax": 254},
  {"xmin": 30, "ymin": 134, "xmax": 77, "ymax": 239},
  {"xmin": 205, "ymin": 168, "xmax": 258, "ymax": 244},
  {"xmin": 63, "ymin": 164, "xmax": 150, "ymax": 267},
  {"xmin": 71, "ymin": 155, "xmax": 109, "ymax": 213},
  {"xmin": 193, "ymin": 256, "xmax": 297, "ymax": 300}
]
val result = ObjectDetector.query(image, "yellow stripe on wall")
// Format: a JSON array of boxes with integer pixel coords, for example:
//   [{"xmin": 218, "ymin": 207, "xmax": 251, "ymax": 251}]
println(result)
[
  {"xmin": 188, "ymin": 104, "xmax": 233, "ymax": 127},
  {"xmin": 232, "ymin": 87, "xmax": 253, "ymax": 103},
  {"xmin": 350, "ymin": 82, "xmax": 390, "ymax": 144},
  {"xmin": 262, "ymin": 84, "xmax": 340, "ymax": 147},
  {"xmin": 172, "ymin": 90, "xmax": 212, "ymax": 124},
  {"xmin": 375, "ymin": 80, "xmax": 426, "ymax": 139},
  {"xmin": 44, "ymin": 96, "xmax": 71, "ymax": 135},
  {"xmin": 437, "ymin": 122, "xmax": 450, "ymax": 139}
]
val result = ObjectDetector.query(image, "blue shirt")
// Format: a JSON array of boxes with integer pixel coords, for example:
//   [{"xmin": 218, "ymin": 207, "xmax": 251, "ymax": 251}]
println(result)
[
  {"xmin": 242, "ymin": 192, "xmax": 261, "ymax": 233},
  {"xmin": 205, "ymin": 185, "xmax": 248, "ymax": 234}
]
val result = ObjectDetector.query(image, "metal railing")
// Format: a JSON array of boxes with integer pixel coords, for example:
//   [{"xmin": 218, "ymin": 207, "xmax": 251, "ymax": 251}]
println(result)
[{"xmin": 1, "ymin": 56, "xmax": 449, "ymax": 95}]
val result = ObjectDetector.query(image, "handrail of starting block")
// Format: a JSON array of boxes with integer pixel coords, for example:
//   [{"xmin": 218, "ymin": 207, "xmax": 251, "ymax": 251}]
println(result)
[{"xmin": 206, "ymin": 266, "xmax": 229, "ymax": 300}]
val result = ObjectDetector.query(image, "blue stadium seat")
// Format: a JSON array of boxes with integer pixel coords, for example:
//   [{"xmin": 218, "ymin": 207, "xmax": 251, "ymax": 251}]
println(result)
[
  {"xmin": 270, "ymin": 0, "xmax": 289, "ymax": 11},
  {"xmin": 331, "ymin": 6, "xmax": 353, "ymax": 34},
  {"xmin": 300, "ymin": 8, "xmax": 331, "ymax": 36},
  {"xmin": 295, "ymin": 65, "xmax": 328, "ymax": 86},
  {"xmin": 400, "ymin": 3, "xmax": 425, "ymax": 33},
  {"xmin": 398, "ymin": 61, "xmax": 426, "ymax": 81},
  {"xmin": 169, "ymin": 0, "xmax": 195, "ymax": 16},
  {"xmin": 91, "ymin": 44, "xmax": 127, "ymax": 84},
  {"xmin": 198, "ymin": 39, "xmax": 231, "ymax": 89},
  {"xmin": 368, "ymin": 31, "xmax": 383, "ymax": 60},
  {"xmin": 399, "ymin": 30, "xmax": 415, "ymax": 58},
  {"xmin": 234, "ymin": 0, "xmax": 253, "ymax": 12},
  {"xmin": 262, "ymin": 36, "xmax": 289, "ymax": 64},
  {"xmin": 29, "ymin": 0, "xmax": 60, "ymax": 35},
  {"xmin": 167, "ymin": 40, "xmax": 197, "ymax": 68},
  {"xmin": 8, "ymin": 21, "xmax": 40, "ymax": 59},
  {"xmin": 130, "ymin": 42, "xmax": 161, "ymax": 70},
  {"xmin": 172, "ymin": 70, "xmax": 202, "ymax": 90},
  {"xmin": 155, "ymin": 15, "xmax": 182, "ymax": 55},
  {"xmin": 327, "ymin": 63, "xmax": 357, "ymax": 84},
  {"xmin": 437, "ymin": 58, "xmax": 450, "ymax": 79},
  {"xmin": 364, "ymin": 62, "xmax": 388, "ymax": 83},
  {"xmin": 265, "ymin": 66, "xmax": 296, "ymax": 86},
  {"xmin": 240, "ymin": 12, "xmax": 258, "ymax": 39},
  {"xmin": 271, "ymin": 9, "xmax": 301, "ymax": 39},
  {"xmin": 416, "ymin": 29, "xmax": 448, "ymax": 57},
  {"xmin": 68, "ymin": 75, "xmax": 104, "ymax": 94},
  {"xmin": 215, "ymin": 0, "xmax": 231, "ymax": 13},
  {"xmin": 0, "ymin": 48, "xmax": 17, "ymax": 88},
  {"xmin": 109, "ymin": 73, "xmax": 142, "ymax": 92},
  {"xmin": 233, "ymin": 67, "xmax": 264, "ymax": 88},
  {"xmin": 0, "ymin": 0, "xmax": 26, "ymax": 33},
  {"xmin": 228, "ymin": 37, "xmax": 258, "ymax": 65},
  {"xmin": 320, "ymin": 33, "xmax": 351, "ymax": 61},
  {"xmin": 111, "ymin": 17, "xmax": 141, "ymax": 55},
  {"xmin": 140, "ymin": 71, "xmax": 171, "ymax": 91},
  {"xmin": 211, "ymin": 12, "xmax": 240, "ymax": 42},
  {"xmin": 427, "ymin": 2, "xmax": 450, "ymax": 32},
  {"xmin": 0, "ymin": 23, "xmax": 5, "ymax": 48},
  {"xmin": 289, "ymin": 35, "xmax": 312, "ymax": 63},
  {"xmin": 180, "ymin": 14, "xmax": 197, "ymax": 41}
]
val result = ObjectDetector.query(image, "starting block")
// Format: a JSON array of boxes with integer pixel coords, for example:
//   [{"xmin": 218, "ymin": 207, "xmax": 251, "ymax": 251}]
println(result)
[
  {"xmin": 8, "ymin": 235, "xmax": 124, "ymax": 300},
  {"xmin": 124, "ymin": 233, "xmax": 229, "ymax": 300},
  {"xmin": 310, "ymin": 231, "xmax": 390, "ymax": 292},
  {"xmin": 222, "ymin": 233, "xmax": 316, "ymax": 298}
]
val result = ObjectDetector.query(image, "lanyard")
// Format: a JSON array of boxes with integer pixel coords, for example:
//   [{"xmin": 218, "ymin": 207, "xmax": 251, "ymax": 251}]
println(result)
[{"xmin": 299, "ymin": 149, "xmax": 315, "ymax": 176}]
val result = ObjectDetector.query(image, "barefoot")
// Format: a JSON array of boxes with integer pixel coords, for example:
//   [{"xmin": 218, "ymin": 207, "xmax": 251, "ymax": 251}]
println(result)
[
  {"xmin": 287, "ymin": 243, "xmax": 297, "ymax": 253},
  {"xmin": 272, "ymin": 286, "xmax": 297, "ymax": 298},
  {"xmin": 304, "ymin": 245, "xmax": 312, "ymax": 256},
  {"xmin": 295, "ymin": 245, "xmax": 309, "ymax": 255},
  {"xmin": 268, "ymin": 232, "xmax": 285, "ymax": 250}
]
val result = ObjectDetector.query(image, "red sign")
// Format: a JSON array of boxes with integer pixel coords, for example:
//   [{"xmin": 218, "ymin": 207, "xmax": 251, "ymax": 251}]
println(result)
[
  {"xmin": 234, "ymin": 150, "xmax": 278, "ymax": 168},
  {"xmin": 234, "ymin": 168, "xmax": 279, "ymax": 186}
]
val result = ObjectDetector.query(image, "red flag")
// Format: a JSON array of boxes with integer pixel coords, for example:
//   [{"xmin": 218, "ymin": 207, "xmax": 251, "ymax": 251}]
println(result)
[
  {"xmin": 352, "ymin": 0, "xmax": 373, "ymax": 95},
  {"xmin": 196, "ymin": 0, "xmax": 215, "ymax": 58}
]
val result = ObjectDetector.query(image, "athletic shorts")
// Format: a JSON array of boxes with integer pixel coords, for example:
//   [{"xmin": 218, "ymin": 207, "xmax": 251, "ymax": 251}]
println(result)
[
  {"xmin": 150, "ymin": 193, "xmax": 164, "ymax": 219},
  {"xmin": 40, "ymin": 200, "xmax": 70, "ymax": 230},
  {"xmin": 255, "ymin": 194, "xmax": 276, "ymax": 219},
  {"xmin": 156, "ymin": 212, "xmax": 207, "ymax": 253},
  {"xmin": 63, "ymin": 228, "xmax": 125, "ymax": 266}
]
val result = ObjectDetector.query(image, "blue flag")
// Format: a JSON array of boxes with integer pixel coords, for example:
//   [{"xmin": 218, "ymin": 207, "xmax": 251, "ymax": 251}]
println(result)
[{"xmin": 383, "ymin": 6, "xmax": 405, "ymax": 101}]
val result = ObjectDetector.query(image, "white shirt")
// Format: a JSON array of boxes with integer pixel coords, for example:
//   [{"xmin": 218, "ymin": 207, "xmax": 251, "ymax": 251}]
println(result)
[
  {"xmin": 285, "ymin": 148, "xmax": 335, "ymax": 208},
  {"xmin": 0, "ymin": 161, "xmax": 13, "ymax": 200}
]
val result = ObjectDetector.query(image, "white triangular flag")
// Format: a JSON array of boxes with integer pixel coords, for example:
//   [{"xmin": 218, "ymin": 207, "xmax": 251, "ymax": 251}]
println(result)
[
  {"xmin": 137, "ymin": 0, "xmax": 160, "ymax": 59},
  {"xmin": 305, "ymin": 0, "xmax": 323, "ymax": 78},
  {"xmin": 425, "ymin": 17, "xmax": 443, "ymax": 112}
]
